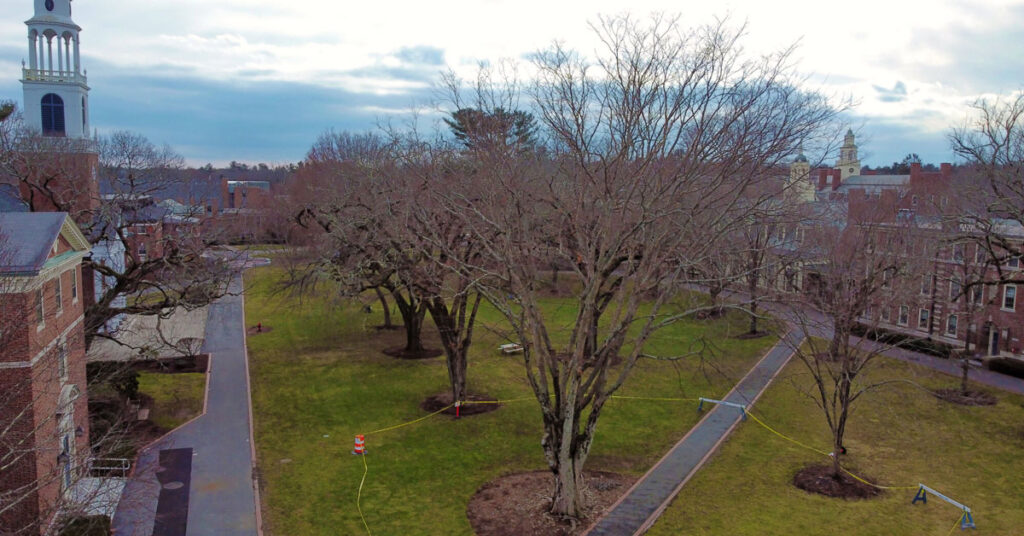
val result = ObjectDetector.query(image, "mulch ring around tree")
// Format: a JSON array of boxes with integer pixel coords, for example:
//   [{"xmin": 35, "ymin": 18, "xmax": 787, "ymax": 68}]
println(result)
[
  {"xmin": 421, "ymin": 392, "xmax": 502, "ymax": 417},
  {"xmin": 554, "ymin": 353, "xmax": 624, "ymax": 369},
  {"xmin": 467, "ymin": 470, "xmax": 635, "ymax": 536},
  {"xmin": 733, "ymin": 330, "xmax": 770, "ymax": 340},
  {"xmin": 793, "ymin": 464, "xmax": 883, "ymax": 499},
  {"xmin": 933, "ymin": 388, "xmax": 998, "ymax": 406},
  {"xmin": 131, "ymin": 354, "xmax": 209, "ymax": 374},
  {"xmin": 382, "ymin": 346, "xmax": 444, "ymax": 359},
  {"xmin": 246, "ymin": 324, "xmax": 273, "ymax": 336}
]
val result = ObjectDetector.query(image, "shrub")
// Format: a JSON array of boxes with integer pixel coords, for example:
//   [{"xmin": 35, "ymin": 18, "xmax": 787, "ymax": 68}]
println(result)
[
  {"xmin": 851, "ymin": 323, "xmax": 954, "ymax": 358},
  {"xmin": 87, "ymin": 362, "xmax": 140, "ymax": 400},
  {"xmin": 987, "ymin": 357, "xmax": 1024, "ymax": 379}
]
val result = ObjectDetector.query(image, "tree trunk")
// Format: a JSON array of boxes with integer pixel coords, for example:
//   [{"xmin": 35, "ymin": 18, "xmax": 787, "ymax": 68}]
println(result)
[
  {"xmin": 960, "ymin": 356, "xmax": 971, "ymax": 395},
  {"xmin": 550, "ymin": 451, "xmax": 584, "ymax": 517},
  {"xmin": 405, "ymin": 307, "xmax": 427, "ymax": 353},
  {"xmin": 374, "ymin": 286, "xmax": 394, "ymax": 329},
  {"xmin": 748, "ymin": 300, "xmax": 759, "ymax": 334}
]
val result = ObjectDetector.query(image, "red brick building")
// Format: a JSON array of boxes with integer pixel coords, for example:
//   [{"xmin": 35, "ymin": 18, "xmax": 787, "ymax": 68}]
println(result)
[{"xmin": 0, "ymin": 212, "xmax": 92, "ymax": 534}]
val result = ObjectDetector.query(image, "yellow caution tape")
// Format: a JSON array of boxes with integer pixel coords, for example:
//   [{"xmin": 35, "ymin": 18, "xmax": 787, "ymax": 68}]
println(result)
[
  {"xmin": 357, "ymin": 452, "xmax": 371, "ymax": 535},
  {"xmin": 364, "ymin": 404, "xmax": 454, "ymax": 436}
]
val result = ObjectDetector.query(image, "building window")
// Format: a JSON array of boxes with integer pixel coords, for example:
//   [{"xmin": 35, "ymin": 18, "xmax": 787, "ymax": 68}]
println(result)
[
  {"xmin": 898, "ymin": 305, "xmax": 909, "ymax": 326},
  {"xmin": 949, "ymin": 276, "xmax": 961, "ymax": 302},
  {"xmin": 952, "ymin": 244, "xmax": 964, "ymax": 263},
  {"xmin": 57, "ymin": 340, "xmax": 68, "ymax": 380},
  {"xmin": 36, "ymin": 288, "xmax": 45, "ymax": 325},
  {"xmin": 71, "ymin": 270, "xmax": 78, "ymax": 300},
  {"xmin": 946, "ymin": 315, "xmax": 958, "ymax": 338},
  {"xmin": 1004, "ymin": 285, "xmax": 1017, "ymax": 311},
  {"xmin": 975, "ymin": 245, "xmax": 988, "ymax": 264},
  {"xmin": 41, "ymin": 93, "xmax": 66, "ymax": 135},
  {"xmin": 970, "ymin": 283, "xmax": 983, "ymax": 305},
  {"xmin": 55, "ymin": 277, "xmax": 63, "ymax": 314},
  {"xmin": 911, "ymin": 195, "xmax": 919, "ymax": 207},
  {"xmin": 1009, "ymin": 255, "xmax": 1020, "ymax": 270},
  {"xmin": 918, "ymin": 309, "xmax": 930, "ymax": 330},
  {"xmin": 138, "ymin": 243, "xmax": 148, "ymax": 261},
  {"xmin": 920, "ymin": 276, "xmax": 931, "ymax": 295},
  {"xmin": 881, "ymin": 307, "xmax": 891, "ymax": 322}
]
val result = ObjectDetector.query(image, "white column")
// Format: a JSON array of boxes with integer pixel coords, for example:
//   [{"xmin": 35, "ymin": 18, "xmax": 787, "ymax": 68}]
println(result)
[
  {"xmin": 58, "ymin": 37, "xmax": 64, "ymax": 74},
  {"xmin": 64, "ymin": 37, "xmax": 71, "ymax": 76},
  {"xmin": 73, "ymin": 37, "xmax": 80, "ymax": 74},
  {"xmin": 38, "ymin": 36, "xmax": 45, "ymax": 74},
  {"xmin": 47, "ymin": 35, "xmax": 53, "ymax": 73},
  {"xmin": 28, "ymin": 35, "xmax": 36, "ymax": 70}
]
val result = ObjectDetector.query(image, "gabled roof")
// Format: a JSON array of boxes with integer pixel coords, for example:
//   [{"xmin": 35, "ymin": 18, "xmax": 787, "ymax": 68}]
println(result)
[{"xmin": 0, "ymin": 212, "xmax": 90, "ymax": 276}]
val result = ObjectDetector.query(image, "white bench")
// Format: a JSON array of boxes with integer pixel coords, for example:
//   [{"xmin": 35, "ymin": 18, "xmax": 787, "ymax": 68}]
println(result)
[{"xmin": 499, "ymin": 343, "xmax": 523, "ymax": 354}]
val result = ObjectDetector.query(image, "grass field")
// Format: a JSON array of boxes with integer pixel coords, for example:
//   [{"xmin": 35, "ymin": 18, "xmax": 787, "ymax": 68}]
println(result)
[
  {"xmin": 136, "ymin": 371, "xmax": 206, "ymax": 430},
  {"xmin": 647, "ymin": 357, "xmax": 1024, "ymax": 535},
  {"xmin": 243, "ymin": 266, "xmax": 780, "ymax": 535}
]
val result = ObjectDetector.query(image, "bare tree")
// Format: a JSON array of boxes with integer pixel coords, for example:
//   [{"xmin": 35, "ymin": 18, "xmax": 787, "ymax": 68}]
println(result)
[
  {"xmin": 780, "ymin": 201, "xmax": 928, "ymax": 478},
  {"xmin": 0, "ymin": 119, "xmax": 237, "ymax": 352},
  {"xmin": 435, "ymin": 15, "xmax": 841, "ymax": 518}
]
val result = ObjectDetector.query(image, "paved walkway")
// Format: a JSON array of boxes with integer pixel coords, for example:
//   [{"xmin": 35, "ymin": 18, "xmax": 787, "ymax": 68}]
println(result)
[
  {"xmin": 113, "ymin": 276, "xmax": 260, "ymax": 535},
  {"xmin": 586, "ymin": 329, "xmax": 805, "ymax": 536}
]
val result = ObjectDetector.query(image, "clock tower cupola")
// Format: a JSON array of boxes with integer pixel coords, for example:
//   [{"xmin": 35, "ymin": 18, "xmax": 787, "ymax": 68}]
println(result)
[{"xmin": 22, "ymin": 0, "xmax": 90, "ymax": 139}]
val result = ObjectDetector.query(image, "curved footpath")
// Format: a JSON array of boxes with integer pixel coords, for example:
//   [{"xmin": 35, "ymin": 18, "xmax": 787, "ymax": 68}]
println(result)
[{"xmin": 112, "ymin": 275, "xmax": 261, "ymax": 535}]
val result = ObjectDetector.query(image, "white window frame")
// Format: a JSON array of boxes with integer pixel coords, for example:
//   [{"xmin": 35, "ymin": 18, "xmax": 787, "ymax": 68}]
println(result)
[
  {"xmin": 70, "ymin": 269, "xmax": 78, "ymax": 303},
  {"xmin": 55, "ymin": 276, "xmax": 63, "ymax": 316},
  {"xmin": 949, "ymin": 276, "xmax": 961, "ymax": 302},
  {"xmin": 898, "ymin": 305, "xmax": 909, "ymax": 326},
  {"xmin": 1003, "ymin": 284, "xmax": 1017, "ymax": 312},
  {"xmin": 917, "ymin": 308, "xmax": 930, "ymax": 330},
  {"xmin": 946, "ymin": 315, "xmax": 958, "ymax": 338},
  {"xmin": 57, "ymin": 339, "xmax": 68, "ymax": 381},
  {"xmin": 36, "ymin": 288, "xmax": 45, "ymax": 329},
  {"xmin": 881, "ymin": 307, "xmax": 891, "ymax": 322},
  {"xmin": 920, "ymin": 276, "xmax": 931, "ymax": 296}
]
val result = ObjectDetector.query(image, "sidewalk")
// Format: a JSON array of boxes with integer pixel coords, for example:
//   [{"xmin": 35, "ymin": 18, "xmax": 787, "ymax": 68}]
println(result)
[
  {"xmin": 585, "ymin": 329, "xmax": 804, "ymax": 536},
  {"xmin": 112, "ymin": 276, "xmax": 260, "ymax": 535}
]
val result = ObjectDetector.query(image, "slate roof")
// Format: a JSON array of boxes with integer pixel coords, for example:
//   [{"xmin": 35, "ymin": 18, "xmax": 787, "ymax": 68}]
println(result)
[
  {"xmin": 0, "ymin": 212, "xmax": 68, "ymax": 275},
  {"xmin": 834, "ymin": 174, "xmax": 910, "ymax": 194},
  {"xmin": 0, "ymin": 184, "xmax": 28, "ymax": 212}
]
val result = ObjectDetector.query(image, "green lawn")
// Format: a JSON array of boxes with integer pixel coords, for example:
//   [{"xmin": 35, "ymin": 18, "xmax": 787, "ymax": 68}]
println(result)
[
  {"xmin": 244, "ymin": 266, "xmax": 780, "ymax": 535},
  {"xmin": 136, "ymin": 371, "xmax": 206, "ymax": 430},
  {"xmin": 647, "ymin": 357, "xmax": 1024, "ymax": 535}
]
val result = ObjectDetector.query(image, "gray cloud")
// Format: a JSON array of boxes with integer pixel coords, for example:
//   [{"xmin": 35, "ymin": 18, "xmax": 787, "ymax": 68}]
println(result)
[
  {"xmin": 872, "ymin": 81, "xmax": 907, "ymax": 103},
  {"xmin": 878, "ymin": 3, "xmax": 1024, "ymax": 94}
]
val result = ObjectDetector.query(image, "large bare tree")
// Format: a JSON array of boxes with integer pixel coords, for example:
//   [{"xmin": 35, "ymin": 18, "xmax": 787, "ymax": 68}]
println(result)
[{"xmin": 434, "ymin": 15, "xmax": 841, "ymax": 518}]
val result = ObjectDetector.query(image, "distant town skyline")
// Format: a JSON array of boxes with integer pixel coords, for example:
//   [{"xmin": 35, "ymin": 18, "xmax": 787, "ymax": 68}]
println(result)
[{"xmin": 1, "ymin": 0, "xmax": 1022, "ymax": 167}]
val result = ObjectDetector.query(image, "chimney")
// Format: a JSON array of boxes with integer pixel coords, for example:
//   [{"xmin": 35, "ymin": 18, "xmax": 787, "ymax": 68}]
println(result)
[{"xmin": 940, "ymin": 163, "xmax": 952, "ymax": 178}]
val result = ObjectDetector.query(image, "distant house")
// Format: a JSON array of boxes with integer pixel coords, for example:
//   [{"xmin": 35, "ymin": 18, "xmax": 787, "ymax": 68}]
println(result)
[{"xmin": 0, "ymin": 212, "xmax": 92, "ymax": 533}]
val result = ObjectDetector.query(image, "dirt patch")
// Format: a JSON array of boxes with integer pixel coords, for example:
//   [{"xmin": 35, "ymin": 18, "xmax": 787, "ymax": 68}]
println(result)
[
  {"xmin": 734, "ymin": 331, "xmax": 770, "ymax": 340},
  {"xmin": 467, "ymin": 470, "xmax": 634, "ymax": 536},
  {"xmin": 372, "ymin": 324, "xmax": 403, "ymax": 331},
  {"xmin": 382, "ymin": 346, "xmax": 444, "ymax": 359},
  {"xmin": 933, "ymin": 388, "xmax": 998, "ymax": 406},
  {"xmin": 246, "ymin": 324, "xmax": 274, "ymax": 336},
  {"xmin": 793, "ymin": 464, "xmax": 882, "ymax": 499},
  {"xmin": 421, "ymin": 392, "xmax": 502, "ymax": 417}
]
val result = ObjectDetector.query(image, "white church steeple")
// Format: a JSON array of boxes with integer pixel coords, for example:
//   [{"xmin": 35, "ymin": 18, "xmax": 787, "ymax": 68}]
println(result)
[
  {"xmin": 22, "ymin": 0, "xmax": 90, "ymax": 138},
  {"xmin": 836, "ymin": 128, "xmax": 860, "ymax": 181}
]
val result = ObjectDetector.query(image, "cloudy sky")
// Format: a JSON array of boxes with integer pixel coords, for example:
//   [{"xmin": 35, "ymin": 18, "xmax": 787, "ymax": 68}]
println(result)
[{"xmin": 1, "ymin": 0, "xmax": 1022, "ymax": 167}]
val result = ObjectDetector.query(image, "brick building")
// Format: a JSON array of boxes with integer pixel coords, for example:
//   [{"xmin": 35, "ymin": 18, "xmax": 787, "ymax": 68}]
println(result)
[
  {"xmin": 783, "ymin": 132, "xmax": 1023, "ymax": 358},
  {"xmin": 0, "ymin": 211, "xmax": 92, "ymax": 534}
]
